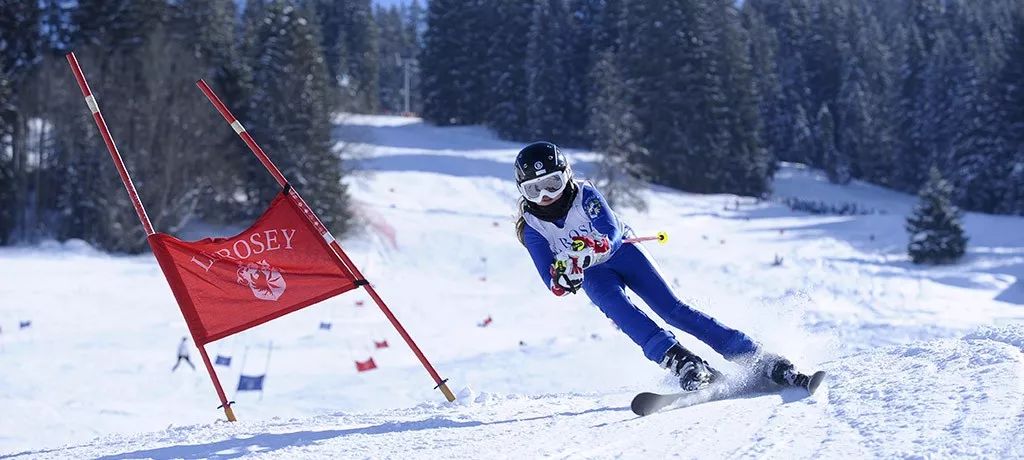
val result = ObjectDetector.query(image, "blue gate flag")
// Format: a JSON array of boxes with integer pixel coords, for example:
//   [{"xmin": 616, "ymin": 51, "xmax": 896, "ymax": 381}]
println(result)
[
  {"xmin": 215, "ymin": 355, "xmax": 232, "ymax": 367},
  {"xmin": 237, "ymin": 374, "xmax": 265, "ymax": 391}
]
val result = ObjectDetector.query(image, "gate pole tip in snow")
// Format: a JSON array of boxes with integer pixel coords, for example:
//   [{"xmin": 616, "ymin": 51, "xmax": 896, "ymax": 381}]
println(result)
[
  {"xmin": 195, "ymin": 79, "xmax": 456, "ymax": 404},
  {"xmin": 437, "ymin": 380, "xmax": 456, "ymax": 402}
]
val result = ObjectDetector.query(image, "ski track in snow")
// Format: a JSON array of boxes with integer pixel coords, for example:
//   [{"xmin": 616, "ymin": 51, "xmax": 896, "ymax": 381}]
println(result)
[{"xmin": 2, "ymin": 113, "xmax": 1024, "ymax": 458}]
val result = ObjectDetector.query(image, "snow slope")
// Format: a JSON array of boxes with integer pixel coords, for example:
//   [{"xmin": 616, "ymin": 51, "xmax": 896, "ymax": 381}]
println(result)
[{"xmin": 2, "ymin": 114, "xmax": 1023, "ymax": 458}]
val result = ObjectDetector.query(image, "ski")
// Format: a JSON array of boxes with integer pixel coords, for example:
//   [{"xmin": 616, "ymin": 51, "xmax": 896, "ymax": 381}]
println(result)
[
  {"xmin": 631, "ymin": 370, "xmax": 827, "ymax": 417},
  {"xmin": 803, "ymin": 370, "xmax": 827, "ymax": 395},
  {"xmin": 630, "ymin": 391, "xmax": 689, "ymax": 416}
]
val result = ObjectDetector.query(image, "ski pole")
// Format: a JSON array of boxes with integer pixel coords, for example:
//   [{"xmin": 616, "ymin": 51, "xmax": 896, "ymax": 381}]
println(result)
[{"xmin": 624, "ymin": 231, "xmax": 669, "ymax": 245}]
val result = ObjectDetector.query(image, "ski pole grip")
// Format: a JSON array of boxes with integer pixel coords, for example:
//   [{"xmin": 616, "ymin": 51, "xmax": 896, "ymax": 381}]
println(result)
[{"xmin": 624, "ymin": 231, "xmax": 670, "ymax": 245}]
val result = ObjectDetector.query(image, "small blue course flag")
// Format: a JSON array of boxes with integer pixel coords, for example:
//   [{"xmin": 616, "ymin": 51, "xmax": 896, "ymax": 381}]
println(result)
[{"xmin": 237, "ymin": 374, "xmax": 265, "ymax": 391}]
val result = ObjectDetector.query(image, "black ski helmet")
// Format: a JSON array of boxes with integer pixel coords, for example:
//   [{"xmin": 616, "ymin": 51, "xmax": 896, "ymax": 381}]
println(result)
[{"xmin": 514, "ymin": 141, "xmax": 571, "ymax": 185}]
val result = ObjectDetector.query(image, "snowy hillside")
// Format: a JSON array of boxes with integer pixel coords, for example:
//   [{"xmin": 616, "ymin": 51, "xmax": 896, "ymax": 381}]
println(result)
[{"xmin": 2, "ymin": 114, "xmax": 1024, "ymax": 458}]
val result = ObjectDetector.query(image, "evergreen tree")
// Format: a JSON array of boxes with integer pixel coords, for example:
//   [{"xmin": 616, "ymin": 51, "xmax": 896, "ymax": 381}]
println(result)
[
  {"xmin": 461, "ymin": 0, "xmax": 496, "ymax": 123},
  {"xmin": 743, "ymin": 6, "xmax": 786, "ymax": 167},
  {"xmin": 592, "ymin": 0, "xmax": 623, "ymax": 54},
  {"xmin": 484, "ymin": 0, "xmax": 534, "ymax": 139},
  {"xmin": 0, "ymin": 1, "xmax": 42, "ymax": 244},
  {"xmin": 804, "ymin": 0, "xmax": 845, "ymax": 115},
  {"xmin": 71, "ymin": 0, "xmax": 166, "ymax": 51},
  {"xmin": 587, "ymin": 50, "xmax": 648, "ymax": 211},
  {"xmin": 313, "ymin": 0, "xmax": 379, "ymax": 112},
  {"xmin": 817, "ymin": 104, "xmax": 849, "ymax": 184},
  {"xmin": 345, "ymin": 0, "xmax": 379, "ymax": 113},
  {"xmin": 563, "ymin": 0, "xmax": 603, "ymax": 146},
  {"xmin": 375, "ymin": 5, "xmax": 407, "ymax": 113},
  {"xmin": 169, "ymin": 0, "xmax": 252, "ymax": 222},
  {"xmin": 836, "ymin": 63, "xmax": 877, "ymax": 181},
  {"xmin": 420, "ymin": 0, "xmax": 489, "ymax": 125},
  {"xmin": 906, "ymin": 167, "xmax": 968, "ymax": 264},
  {"xmin": 894, "ymin": 0, "xmax": 942, "ymax": 190},
  {"xmin": 745, "ymin": 0, "xmax": 813, "ymax": 164},
  {"xmin": 621, "ymin": 2, "xmax": 710, "ymax": 191},
  {"xmin": 312, "ymin": 0, "xmax": 348, "ymax": 106},
  {"xmin": 709, "ymin": 0, "xmax": 772, "ymax": 195},
  {"xmin": 621, "ymin": 1, "xmax": 770, "ymax": 195},
  {"xmin": 991, "ymin": 7, "xmax": 1024, "ymax": 214},
  {"xmin": 60, "ymin": 0, "xmax": 187, "ymax": 251},
  {"xmin": 0, "ymin": 156, "xmax": 10, "ymax": 245},
  {"xmin": 403, "ymin": 0, "xmax": 425, "ymax": 114},
  {"xmin": 526, "ymin": 0, "xmax": 572, "ymax": 143},
  {"xmin": 945, "ymin": 58, "xmax": 1005, "ymax": 213},
  {"xmin": 836, "ymin": 3, "xmax": 897, "ymax": 186},
  {"xmin": 246, "ymin": 1, "xmax": 352, "ymax": 235}
]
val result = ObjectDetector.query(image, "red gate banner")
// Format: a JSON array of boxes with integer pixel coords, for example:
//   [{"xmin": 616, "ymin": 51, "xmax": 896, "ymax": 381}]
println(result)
[{"xmin": 149, "ymin": 190, "xmax": 358, "ymax": 344}]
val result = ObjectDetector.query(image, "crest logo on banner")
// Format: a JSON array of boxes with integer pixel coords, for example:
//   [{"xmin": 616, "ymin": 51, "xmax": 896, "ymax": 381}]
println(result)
[{"xmin": 236, "ymin": 260, "xmax": 287, "ymax": 301}]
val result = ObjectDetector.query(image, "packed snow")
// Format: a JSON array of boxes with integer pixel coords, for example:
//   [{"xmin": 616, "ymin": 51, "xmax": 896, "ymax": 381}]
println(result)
[{"xmin": 2, "ymin": 114, "xmax": 1023, "ymax": 458}]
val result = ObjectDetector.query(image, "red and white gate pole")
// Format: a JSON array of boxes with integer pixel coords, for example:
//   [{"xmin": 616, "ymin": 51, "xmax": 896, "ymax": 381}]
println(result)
[
  {"xmin": 66, "ymin": 52, "xmax": 238, "ymax": 421},
  {"xmin": 196, "ymin": 80, "xmax": 456, "ymax": 402}
]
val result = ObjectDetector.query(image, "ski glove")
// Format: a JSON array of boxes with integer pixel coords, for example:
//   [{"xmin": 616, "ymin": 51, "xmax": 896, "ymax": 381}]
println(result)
[
  {"xmin": 549, "ymin": 255, "xmax": 584, "ymax": 296},
  {"xmin": 566, "ymin": 234, "xmax": 611, "ymax": 269}
]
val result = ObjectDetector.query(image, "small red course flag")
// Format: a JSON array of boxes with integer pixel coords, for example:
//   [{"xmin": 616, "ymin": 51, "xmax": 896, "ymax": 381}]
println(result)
[
  {"xmin": 356, "ymin": 357, "xmax": 378, "ymax": 372},
  {"xmin": 149, "ymin": 191, "xmax": 359, "ymax": 343},
  {"xmin": 374, "ymin": 340, "xmax": 390, "ymax": 349}
]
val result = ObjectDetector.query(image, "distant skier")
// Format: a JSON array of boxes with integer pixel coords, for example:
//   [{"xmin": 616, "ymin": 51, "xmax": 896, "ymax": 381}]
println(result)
[
  {"xmin": 513, "ymin": 141, "xmax": 818, "ymax": 392},
  {"xmin": 172, "ymin": 336, "xmax": 196, "ymax": 372}
]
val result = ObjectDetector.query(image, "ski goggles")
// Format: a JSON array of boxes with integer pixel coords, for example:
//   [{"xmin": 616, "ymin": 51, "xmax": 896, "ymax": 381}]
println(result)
[{"xmin": 519, "ymin": 170, "xmax": 568, "ymax": 203}]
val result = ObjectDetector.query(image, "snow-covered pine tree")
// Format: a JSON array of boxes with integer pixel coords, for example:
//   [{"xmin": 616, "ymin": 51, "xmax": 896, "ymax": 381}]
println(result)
[
  {"xmin": 403, "ymin": 0, "xmax": 425, "ymax": 114},
  {"xmin": 312, "ymin": 0, "xmax": 378, "ymax": 113},
  {"xmin": 563, "ymin": 0, "xmax": 603, "ymax": 147},
  {"xmin": 169, "ymin": 0, "xmax": 252, "ymax": 223},
  {"xmin": 894, "ymin": 0, "xmax": 942, "ymax": 191},
  {"xmin": 420, "ymin": 0, "xmax": 485, "ymax": 125},
  {"xmin": 946, "ymin": 57, "xmax": 1005, "ymax": 213},
  {"xmin": 988, "ymin": 7, "xmax": 1024, "ymax": 215},
  {"xmin": 526, "ymin": 0, "xmax": 572, "ymax": 143},
  {"xmin": 61, "ymin": 0, "xmax": 187, "ymax": 252},
  {"xmin": 245, "ymin": 1, "xmax": 352, "ymax": 236},
  {"xmin": 803, "ymin": 0, "xmax": 844, "ymax": 119},
  {"xmin": 743, "ymin": 0, "xmax": 813, "ymax": 165},
  {"xmin": 742, "ymin": 6, "xmax": 785, "ymax": 169},
  {"xmin": 587, "ymin": 50, "xmax": 648, "ymax": 211},
  {"xmin": 836, "ymin": 4, "xmax": 897, "ymax": 187},
  {"xmin": 374, "ymin": 5, "xmax": 406, "ymax": 113},
  {"xmin": 461, "ymin": 0, "xmax": 495, "ymax": 124},
  {"xmin": 709, "ymin": 0, "xmax": 771, "ymax": 196},
  {"xmin": 0, "ymin": 1, "xmax": 42, "ymax": 244},
  {"xmin": 484, "ymin": 0, "xmax": 533, "ymax": 140},
  {"xmin": 906, "ymin": 167, "xmax": 968, "ymax": 264},
  {"xmin": 620, "ymin": 1, "xmax": 723, "ymax": 193},
  {"xmin": 817, "ymin": 104, "xmax": 850, "ymax": 184}
]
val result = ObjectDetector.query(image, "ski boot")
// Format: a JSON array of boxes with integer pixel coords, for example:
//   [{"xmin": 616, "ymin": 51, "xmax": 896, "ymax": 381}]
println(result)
[
  {"xmin": 661, "ymin": 344, "xmax": 721, "ymax": 391},
  {"xmin": 760, "ymin": 354, "xmax": 826, "ymax": 394}
]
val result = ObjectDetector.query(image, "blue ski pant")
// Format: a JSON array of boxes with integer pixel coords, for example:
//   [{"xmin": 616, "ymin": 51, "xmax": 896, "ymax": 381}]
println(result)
[{"xmin": 582, "ymin": 243, "xmax": 759, "ymax": 363}]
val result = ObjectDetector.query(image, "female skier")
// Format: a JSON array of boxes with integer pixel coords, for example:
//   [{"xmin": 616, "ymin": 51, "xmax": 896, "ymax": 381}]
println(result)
[{"xmin": 513, "ymin": 141, "xmax": 816, "ymax": 391}]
